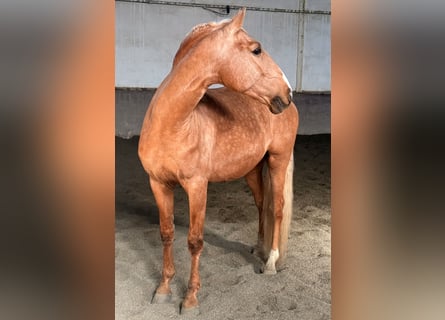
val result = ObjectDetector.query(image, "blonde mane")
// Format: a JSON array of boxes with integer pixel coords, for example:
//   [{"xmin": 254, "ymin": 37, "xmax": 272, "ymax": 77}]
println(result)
[{"xmin": 172, "ymin": 20, "xmax": 230, "ymax": 67}]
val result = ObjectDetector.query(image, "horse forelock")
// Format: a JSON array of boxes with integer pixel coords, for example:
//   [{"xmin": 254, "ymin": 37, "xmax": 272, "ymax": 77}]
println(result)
[{"xmin": 173, "ymin": 20, "xmax": 230, "ymax": 67}]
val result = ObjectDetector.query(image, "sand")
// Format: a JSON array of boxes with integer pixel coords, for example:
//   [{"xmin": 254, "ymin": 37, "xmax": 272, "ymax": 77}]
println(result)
[{"xmin": 115, "ymin": 134, "xmax": 331, "ymax": 320}]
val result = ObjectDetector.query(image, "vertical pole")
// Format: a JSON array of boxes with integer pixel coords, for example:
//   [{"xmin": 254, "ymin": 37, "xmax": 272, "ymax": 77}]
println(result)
[{"xmin": 296, "ymin": 0, "xmax": 306, "ymax": 92}]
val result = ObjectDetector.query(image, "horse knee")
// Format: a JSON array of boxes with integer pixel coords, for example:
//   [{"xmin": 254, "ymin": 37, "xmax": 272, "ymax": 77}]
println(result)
[
  {"xmin": 187, "ymin": 235, "xmax": 204, "ymax": 255},
  {"xmin": 160, "ymin": 231, "xmax": 174, "ymax": 245}
]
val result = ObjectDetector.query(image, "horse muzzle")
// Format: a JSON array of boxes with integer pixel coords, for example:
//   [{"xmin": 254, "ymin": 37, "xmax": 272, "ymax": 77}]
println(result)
[{"xmin": 270, "ymin": 95, "xmax": 292, "ymax": 114}]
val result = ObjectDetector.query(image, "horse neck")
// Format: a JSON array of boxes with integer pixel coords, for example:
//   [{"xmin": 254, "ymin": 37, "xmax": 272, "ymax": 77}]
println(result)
[{"xmin": 147, "ymin": 52, "xmax": 218, "ymax": 130}]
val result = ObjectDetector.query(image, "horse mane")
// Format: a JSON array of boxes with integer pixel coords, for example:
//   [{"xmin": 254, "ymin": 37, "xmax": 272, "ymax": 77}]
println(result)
[{"xmin": 172, "ymin": 20, "xmax": 230, "ymax": 67}]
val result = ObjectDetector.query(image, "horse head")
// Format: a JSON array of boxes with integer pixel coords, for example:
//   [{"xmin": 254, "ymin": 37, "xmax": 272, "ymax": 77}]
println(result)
[
  {"xmin": 173, "ymin": 8, "xmax": 293, "ymax": 115},
  {"xmin": 215, "ymin": 8, "xmax": 293, "ymax": 114}
]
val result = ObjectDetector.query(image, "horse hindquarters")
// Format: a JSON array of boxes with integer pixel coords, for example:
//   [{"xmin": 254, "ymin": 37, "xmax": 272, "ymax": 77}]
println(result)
[{"xmin": 262, "ymin": 152, "xmax": 294, "ymax": 272}]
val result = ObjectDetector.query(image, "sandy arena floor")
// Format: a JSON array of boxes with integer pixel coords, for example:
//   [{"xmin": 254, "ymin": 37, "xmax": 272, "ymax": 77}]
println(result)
[{"xmin": 115, "ymin": 134, "xmax": 331, "ymax": 320}]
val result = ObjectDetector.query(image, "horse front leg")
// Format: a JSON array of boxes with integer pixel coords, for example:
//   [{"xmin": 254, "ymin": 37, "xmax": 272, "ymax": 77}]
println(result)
[
  {"xmin": 149, "ymin": 178, "xmax": 176, "ymax": 303},
  {"xmin": 180, "ymin": 178, "xmax": 208, "ymax": 312}
]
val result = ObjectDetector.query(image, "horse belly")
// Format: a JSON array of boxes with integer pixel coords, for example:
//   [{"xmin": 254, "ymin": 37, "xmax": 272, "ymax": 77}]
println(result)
[{"xmin": 208, "ymin": 142, "xmax": 266, "ymax": 182}]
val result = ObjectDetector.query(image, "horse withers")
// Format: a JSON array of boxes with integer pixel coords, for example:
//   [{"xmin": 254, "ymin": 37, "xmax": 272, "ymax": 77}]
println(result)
[{"xmin": 138, "ymin": 8, "xmax": 298, "ymax": 312}]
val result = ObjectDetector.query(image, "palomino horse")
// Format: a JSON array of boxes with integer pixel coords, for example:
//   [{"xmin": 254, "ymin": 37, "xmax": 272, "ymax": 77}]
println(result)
[{"xmin": 138, "ymin": 8, "xmax": 298, "ymax": 312}]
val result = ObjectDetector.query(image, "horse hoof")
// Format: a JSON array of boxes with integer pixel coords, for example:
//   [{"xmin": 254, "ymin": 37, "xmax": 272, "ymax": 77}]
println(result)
[
  {"xmin": 263, "ymin": 268, "xmax": 277, "ymax": 275},
  {"xmin": 262, "ymin": 249, "xmax": 279, "ymax": 274},
  {"xmin": 261, "ymin": 264, "xmax": 277, "ymax": 275},
  {"xmin": 180, "ymin": 303, "xmax": 200, "ymax": 316},
  {"xmin": 151, "ymin": 293, "xmax": 173, "ymax": 304}
]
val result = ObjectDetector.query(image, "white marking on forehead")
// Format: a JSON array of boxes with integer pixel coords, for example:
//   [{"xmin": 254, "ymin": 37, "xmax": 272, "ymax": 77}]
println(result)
[{"xmin": 282, "ymin": 72, "xmax": 292, "ymax": 97}]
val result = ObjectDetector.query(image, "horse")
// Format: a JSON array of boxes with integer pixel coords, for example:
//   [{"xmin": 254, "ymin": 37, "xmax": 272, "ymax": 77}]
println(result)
[{"xmin": 138, "ymin": 8, "xmax": 299, "ymax": 312}]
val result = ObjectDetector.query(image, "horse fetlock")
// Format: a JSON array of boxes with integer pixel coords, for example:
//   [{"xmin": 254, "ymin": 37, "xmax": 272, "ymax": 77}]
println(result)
[
  {"xmin": 263, "ymin": 249, "xmax": 279, "ymax": 275},
  {"xmin": 157, "ymin": 280, "xmax": 172, "ymax": 292},
  {"xmin": 187, "ymin": 237, "xmax": 204, "ymax": 255},
  {"xmin": 269, "ymin": 248, "xmax": 280, "ymax": 261},
  {"xmin": 163, "ymin": 269, "xmax": 175, "ymax": 280},
  {"xmin": 187, "ymin": 279, "xmax": 201, "ymax": 292}
]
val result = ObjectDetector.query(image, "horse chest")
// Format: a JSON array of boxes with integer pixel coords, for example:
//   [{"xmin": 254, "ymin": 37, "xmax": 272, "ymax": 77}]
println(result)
[{"xmin": 140, "ymin": 132, "xmax": 204, "ymax": 182}]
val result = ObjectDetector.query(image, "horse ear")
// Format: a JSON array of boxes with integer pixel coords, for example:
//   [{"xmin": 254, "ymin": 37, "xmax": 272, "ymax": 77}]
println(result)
[{"xmin": 226, "ymin": 8, "xmax": 246, "ymax": 33}]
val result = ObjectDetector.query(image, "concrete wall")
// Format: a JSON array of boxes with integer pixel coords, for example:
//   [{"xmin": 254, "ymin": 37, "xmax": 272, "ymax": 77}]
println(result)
[{"xmin": 115, "ymin": 0, "xmax": 331, "ymax": 92}]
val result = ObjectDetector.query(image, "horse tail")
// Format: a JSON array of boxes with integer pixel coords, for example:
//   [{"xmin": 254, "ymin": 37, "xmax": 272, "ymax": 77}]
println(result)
[{"xmin": 262, "ymin": 152, "xmax": 294, "ymax": 266}]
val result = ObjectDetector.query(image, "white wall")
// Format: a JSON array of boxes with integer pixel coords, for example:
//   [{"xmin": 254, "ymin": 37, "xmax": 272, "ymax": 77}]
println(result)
[
  {"xmin": 301, "ymin": 14, "xmax": 331, "ymax": 91},
  {"xmin": 115, "ymin": 0, "xmax": 330, "ymax": 92}
]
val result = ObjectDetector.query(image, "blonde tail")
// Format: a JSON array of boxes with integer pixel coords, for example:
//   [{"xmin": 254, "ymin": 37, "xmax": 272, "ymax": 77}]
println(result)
[{"xmin": 262, "ymin": 153, "xmax": 294, "ymax": 267}]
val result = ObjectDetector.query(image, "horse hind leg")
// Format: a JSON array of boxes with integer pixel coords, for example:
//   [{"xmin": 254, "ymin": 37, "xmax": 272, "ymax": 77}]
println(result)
[
  {"xmin": 262, "ymin": 152, "xmax": 294, "ymax": 275},
  {"xmin": 245, "ymin": 160, "xmax": 266, "ymax": 260},
  {"xmin": 149, "ymin": 178, "xmax": 176, "ymax": 304}
]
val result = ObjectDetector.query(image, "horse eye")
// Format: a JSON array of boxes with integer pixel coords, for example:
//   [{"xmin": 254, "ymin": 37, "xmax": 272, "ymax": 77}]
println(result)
[{"xmin": 252, "ymin": 47, "xmax": 262, "ymax": 56}]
